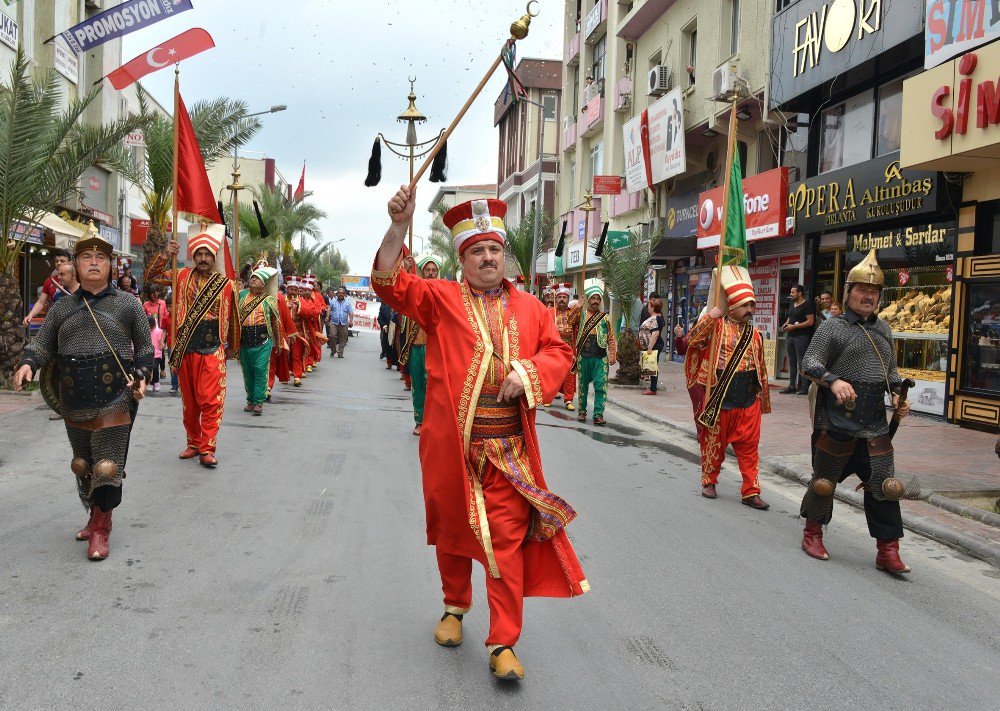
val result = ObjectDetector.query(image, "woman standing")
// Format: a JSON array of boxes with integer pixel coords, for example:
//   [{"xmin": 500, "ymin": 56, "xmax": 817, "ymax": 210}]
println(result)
[{"xmin": 640, "ymin": 300, "xmax": 665, "ymax": 396}]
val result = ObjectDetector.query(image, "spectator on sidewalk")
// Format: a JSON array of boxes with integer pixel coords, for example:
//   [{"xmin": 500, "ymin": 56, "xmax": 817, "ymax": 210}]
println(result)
[
  {"xmin": 639, "ymin": 300, "xmax": 665, "ymax": 396},
  {"xmin": 52, "ymin": 262, "xmax": 80, "ymax": 302},
  {"xmin": 142, "ymin": 285, "xmax": 167, "ymax": 326},
  {"xmin": 328, "ymin": 286, "xmax": 354, "ymax": 358},
  {"xmin": 22, "ymin": 248, "xmax": 71, "ymax": 325},
  {"xmin": 149, "ymin": 316, "xmax": 166, "ymax": 392},
  {"xmin": 829, "ymin": 302, "xmax": 843, "ymax": 318},
  {"xmin": 817, "ymin": 290, "xmax": 833, "ymax": 322},
  {"xmin": 780, "ymin": 284, "xmax": 815, "ymax": 395}
]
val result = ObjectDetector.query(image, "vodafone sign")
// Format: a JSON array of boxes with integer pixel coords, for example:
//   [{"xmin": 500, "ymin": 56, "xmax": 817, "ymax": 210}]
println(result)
[{"xmin": 696, "ymin": 167, "xmax": 790, "ymax": 249}]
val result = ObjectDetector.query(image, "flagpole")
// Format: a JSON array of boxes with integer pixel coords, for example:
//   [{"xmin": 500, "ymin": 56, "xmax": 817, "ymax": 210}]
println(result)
[
  {"xmin": 229, "ymin": 146, "xmax": 243, "ymax": 280},
  {"xmin": 170, "ymin": 64, "xmax": 180, "ymax": 348},
  {"xmin": 580, "ymin": 191, "xmax": 596, "ymax": 339},
  {"xmin": 700, "ymin": 99, "xmax": 740, "ymax": 414}
]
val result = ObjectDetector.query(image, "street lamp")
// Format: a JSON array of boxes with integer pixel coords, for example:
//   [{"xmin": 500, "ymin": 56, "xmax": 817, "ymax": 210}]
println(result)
[{"xmin": 228, "ymin": 104, "xmax": 288, "ymax": 267}]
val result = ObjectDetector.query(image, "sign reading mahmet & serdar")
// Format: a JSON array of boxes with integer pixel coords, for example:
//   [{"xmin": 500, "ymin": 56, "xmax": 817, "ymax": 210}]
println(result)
[
  {"xmin": 787, "ymin": 152, "xmax": 948, "ymax": 233},
  {"xmin": 769, "ymin": 0, "xmax": 924, "ymax": 108},
  {"xmin": 901, "ymin": 37, "xmax": 1000, "ymax": 170},
  {"xmin": 847, "ymin": 221, "xmax": 956, "ymax": 268}
]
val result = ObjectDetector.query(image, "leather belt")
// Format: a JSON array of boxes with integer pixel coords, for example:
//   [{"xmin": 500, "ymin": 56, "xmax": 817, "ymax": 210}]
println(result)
[
  {"xmin": 241, "ymin": 324, "xmax": 269, "ymax": 348},
  {"xmin": 60, "ymin": 353, "xmax": 132, "ymax": 411},
  {"xmin": 188, "ymin": 319, "xmax": 221, "ymax": 354},
  {"xmin": 65, "ymin": 409, "xmax": 132, "ymax": 431},
  {"xmin": 826, "ymin": 380, "xmax": 886, "ymax": 432}
]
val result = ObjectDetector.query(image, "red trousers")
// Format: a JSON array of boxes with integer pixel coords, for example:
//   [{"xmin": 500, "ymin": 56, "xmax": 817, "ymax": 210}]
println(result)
[
  {"xmin": 558, "ymin": 366, "xmax": 576, "ymax": 401},
  {"xmin": 696, "ymin": 399, "xmax": 762, "ymax": 498},
  {"xmin": 269, "ymin": 347, "xmax": 290, "ymax": 388},
  {"xmin": 178, "ymin": 349, "xmax": 227, "ymax": 455},
  {"xmin": 436, "ymin": 462, "xmax": 531, "ymax": 647},
  {"xmin": 291, "ymin": 337, "xmax": 309, "ymax": 378}
]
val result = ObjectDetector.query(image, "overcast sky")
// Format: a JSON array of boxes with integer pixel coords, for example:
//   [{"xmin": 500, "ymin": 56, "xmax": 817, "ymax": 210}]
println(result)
[{"xmin": 122, "ymin": 0, "xmax": 563, "ymax": 274}]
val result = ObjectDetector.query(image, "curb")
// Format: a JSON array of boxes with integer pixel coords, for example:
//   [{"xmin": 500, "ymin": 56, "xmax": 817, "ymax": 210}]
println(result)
[
  {"xmin": 925, "ymin": 493, "xmax": 1000, "ymax": 529},
  {"xmin": 607, "ymin": 395, "xmax": 1000, "ymax": 569}
]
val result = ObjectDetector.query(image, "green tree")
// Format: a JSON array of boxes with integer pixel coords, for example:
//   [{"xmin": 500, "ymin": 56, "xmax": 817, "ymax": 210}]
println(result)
[
  {"xmin": 135, "ymin": 86, "xmax": 262, "ymax": 269},
  {"xmin": 310, "ymin": 246, "xmax": 350, "ymax": 287},
  {"xmin": 228, "ymin": 183, "xmax": 326, "ymax": 275},
  {"xmin": 504, "ymin": 206, "xmax": 555, "ymax": 289},
  {"xmin": 0, "ymin": 49, "xmax": 146, "ymax": 386},
  {"xmin": 600, "ymin": 230, "xmax": 660, "ymax": 384},
  {"xmin": 426, "ymin": 203, "xmax": 459, "ymax": 280}
]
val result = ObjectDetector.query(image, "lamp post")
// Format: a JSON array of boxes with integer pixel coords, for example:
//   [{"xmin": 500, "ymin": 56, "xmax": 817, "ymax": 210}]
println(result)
[
  {"xmin": 518, "ymin": 94, "xmax": 550, "ymax": 297},
  {"xmin": 373, "ymin": 79, "xmax": 444, "ymax": 257},
  {"xmin": 228, "ymin": 104, "xmax": 287, "ymax": 269},
  {"xmin": 579, "ymin": 190, "xmax": 597, "ymax": 332}
]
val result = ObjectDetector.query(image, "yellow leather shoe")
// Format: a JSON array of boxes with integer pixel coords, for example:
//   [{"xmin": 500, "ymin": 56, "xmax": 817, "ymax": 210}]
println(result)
[
  {"xmin": 489, "ymin": 646, "xmax": 524, "ymax": 680},
  {"xmin": 566, "ymin": 402, "xmax": 576, "ymax": 411},
  {"xmin": 434, "ymin": 612, "xmax": 463, "ymax": 647}
]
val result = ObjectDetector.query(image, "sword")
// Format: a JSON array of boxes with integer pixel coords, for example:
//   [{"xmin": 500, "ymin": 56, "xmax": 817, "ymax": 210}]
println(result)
[{"xmin": 888, "ymin": 377, "xmax": 916, "ymax": 438}]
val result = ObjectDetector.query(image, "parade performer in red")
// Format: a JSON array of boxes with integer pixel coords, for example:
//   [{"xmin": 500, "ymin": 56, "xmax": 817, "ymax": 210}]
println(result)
[
  {"xmin": 146, "ymin": 224, "xmax": 239, "ymax": 467},
  {"xmin": 547, "ymin": 283, "xmax": 579, "ymax": 410},
  {"xmin": 287, "ymin": 277, "xmax": 321, "ymax": 386},
  {"xmin": 307, "ymin": 276, "xmax": 328, "ymax": 368},
  {"xmin": 684, "ymin": 265, "xmax": 770, "ymax": 510},
  {"xmin": 373, "ymin": 187, "xmax": 587, "ymax": 682},
  {"xmin": 267, "ymin": 282, "xmax": 298, "ymax": 397}
]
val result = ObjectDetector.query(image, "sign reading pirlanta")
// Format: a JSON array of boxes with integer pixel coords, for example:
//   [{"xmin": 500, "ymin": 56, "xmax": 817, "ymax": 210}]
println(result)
[
  {"xmin": 769, "ymin": 0, "xmax": 924, "ymax": 107},
  {"xmin": 621, "ymin": 86, "xmax": 686, "ymax": 193},
  {"xmin": 788, "ymin": 152, "xmax": 946, "ymax": 232},
  {"xmin": 697, "ymin": 167, "xmax": 789, "ymax": 249},
  {"xmin": 56, "ymin": 0, "xmax": 194, "ymax": 54},
  {"xmin": 925, "ymin": 0, "xmax": 1000, "ymax": 69}
]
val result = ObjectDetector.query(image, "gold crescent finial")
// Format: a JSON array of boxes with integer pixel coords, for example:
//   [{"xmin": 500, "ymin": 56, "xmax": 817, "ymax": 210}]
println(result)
[{"xmin": 526, "ymin": 0, "xmax": 539, "ymax": 17}]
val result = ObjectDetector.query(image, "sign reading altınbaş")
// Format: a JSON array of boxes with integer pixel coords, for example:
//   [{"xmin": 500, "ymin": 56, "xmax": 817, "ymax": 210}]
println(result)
[{"xmin": 925, "ymin": 0, "xmax": 1000, "ymax": 69}]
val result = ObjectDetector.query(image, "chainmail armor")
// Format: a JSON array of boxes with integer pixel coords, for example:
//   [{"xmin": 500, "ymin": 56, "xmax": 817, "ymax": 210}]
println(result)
[{"xmin": 65, "ymin": 416, "xmax": 134, "ymax": 509}]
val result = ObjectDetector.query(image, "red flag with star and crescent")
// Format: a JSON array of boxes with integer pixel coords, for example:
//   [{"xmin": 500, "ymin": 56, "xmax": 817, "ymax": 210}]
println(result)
[{"xmin": 106, "ymin": 28, "xmax": 215, "ymax": 91}]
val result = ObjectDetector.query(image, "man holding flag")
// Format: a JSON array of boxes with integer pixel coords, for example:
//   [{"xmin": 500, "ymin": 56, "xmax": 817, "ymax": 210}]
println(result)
[{"xmin": 683, "ymin": 126, "xmax": 770, "ymax": 510}]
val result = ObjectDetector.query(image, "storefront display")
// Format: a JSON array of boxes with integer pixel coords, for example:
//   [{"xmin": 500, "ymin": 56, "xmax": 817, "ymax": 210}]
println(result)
[{"xmin": 962, "ymin": 281, "xmax": 1000, "ymax": 395}]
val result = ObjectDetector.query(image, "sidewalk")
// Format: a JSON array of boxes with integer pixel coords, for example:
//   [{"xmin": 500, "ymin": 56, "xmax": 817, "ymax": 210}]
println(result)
[
  {"xmin": 0, "ymin": 390, "xmax": 38, "ymax": 418},
  {"xmin": 606, "ymin": 359, "xmax": 1000, "ymax": 567}
]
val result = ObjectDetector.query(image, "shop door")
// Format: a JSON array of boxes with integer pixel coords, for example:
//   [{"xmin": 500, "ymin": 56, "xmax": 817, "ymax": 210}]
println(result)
[{"xmin": 776, "ymin": 266, "xmax": 801, "ymax": 380}]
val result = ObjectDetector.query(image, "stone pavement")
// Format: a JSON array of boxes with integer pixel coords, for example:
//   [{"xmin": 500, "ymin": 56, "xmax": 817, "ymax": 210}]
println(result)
[
  {"xmin": 606, "ymin": 359, "xmax": 1000, "ymax": 566},
  {"xmin": 0, "ymin": 391, "xmax": 37, "ymax": 418}
]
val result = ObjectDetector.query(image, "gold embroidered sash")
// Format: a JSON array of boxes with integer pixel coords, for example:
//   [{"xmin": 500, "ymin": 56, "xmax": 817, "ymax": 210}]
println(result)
[
  {"xmin": 170, "ymin": 272, "xmax": 227, "ymax": 370},
  {"xmin": 696, "ymin": 322, "xmax": 754, "ymax": 429}
]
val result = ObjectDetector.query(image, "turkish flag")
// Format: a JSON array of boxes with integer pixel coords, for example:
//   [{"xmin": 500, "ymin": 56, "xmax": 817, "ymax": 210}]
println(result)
[
  {"xmin": 106, "ymin": 28, "xmax": 215, "ymax": 91},
  {"xmin": 294, "ymin": 163, "xmax": 305, "ymax": 202}
]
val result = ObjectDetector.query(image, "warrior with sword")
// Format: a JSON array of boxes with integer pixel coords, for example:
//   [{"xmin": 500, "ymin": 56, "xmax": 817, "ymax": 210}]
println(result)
[
  {"xmin": 14, "ymin": 224, "xmax": 154, "ymax": 561},
  {"xmin": 798, "ymin": 249, "xmax": 913, "ymax": 573}
]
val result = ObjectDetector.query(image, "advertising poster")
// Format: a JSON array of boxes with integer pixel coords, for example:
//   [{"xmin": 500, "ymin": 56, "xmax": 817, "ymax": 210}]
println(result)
[
  {"xmin": 925, "ymin": 0, "xmax": 1000, "ymax": 68},
  {"xmin": 647, "ymin": 87, "xmax": 686, "ymax": 183}
]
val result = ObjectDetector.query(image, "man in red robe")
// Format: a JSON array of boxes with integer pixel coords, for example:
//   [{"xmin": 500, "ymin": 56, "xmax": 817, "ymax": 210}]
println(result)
[
  {"xmin": 146, "ymin": 224, "xmax": 240, "ymax": 467},
  {"xmin": 547, "ymin": 284, "xmax": 579, "ymax": 410},
  {"xmin": 308, "ymin": 277, "xmax": 328, "ymax": 367},
  {"xmin": 373, "ymin": 187, "xmax": 587, "ymax": 682},
  {"xmin": 268, "ymin": 284, "xmax": 298, "ymax": 397},
  {"xmin": 287, "ymin": 277, "xmax": 321, "ymax": 386},
  {"xmin": 684, "ymin": 265, "xmax": 770, "ymax": 510}
]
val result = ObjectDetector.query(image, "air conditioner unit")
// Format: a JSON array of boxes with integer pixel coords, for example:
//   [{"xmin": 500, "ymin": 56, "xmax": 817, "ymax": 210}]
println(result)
[
  {"xmin": 615, "ymin": 92, "xmax": 631, "ymax": 112},
  {"xmin": 647, "ymin": 65, "xmax": 671, "ymax": 97},
  {"xmin": 712, "ymin": 59, "xmax": 746, "ymax": 101}
]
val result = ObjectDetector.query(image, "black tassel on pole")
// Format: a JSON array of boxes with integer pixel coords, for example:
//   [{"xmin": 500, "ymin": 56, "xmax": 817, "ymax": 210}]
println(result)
[
  {"xmin": 554, "ymin": 219, "xmax": 567, "ymax": 257},
  {"xmin": 595, "ymin": 222, "xmax": 609, "ymax": 257},
  {"xmin": 428, "ymin": 139, "xmax": 448, "ymax": 183},
  {"xmin": 364, "ymin": 138, "xmax": 382, "ymax": 187},
  {"xmin": 216, "ymin": 201, "xmax": 227, "ymax": 230},
  {"xmin": 253, "ymin": 200, "xmax": 269, "ymax": 238}
]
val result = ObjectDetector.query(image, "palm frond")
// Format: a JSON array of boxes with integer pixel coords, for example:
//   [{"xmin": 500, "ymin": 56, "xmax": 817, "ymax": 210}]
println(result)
[{"xmin": 599, "ymin": 230, "xmax": 661, "ymax": 332}]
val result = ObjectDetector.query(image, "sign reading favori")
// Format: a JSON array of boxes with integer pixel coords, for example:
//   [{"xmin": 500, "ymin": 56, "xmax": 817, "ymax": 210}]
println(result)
[
  {"xmin": 697, "ymin": 167, "xmax": 789, "ymax": 249},
  {"xmin": 770, "ymin": 0, "xmax": 924, "ymax": 107},
  {"xmin": 621, "ymin": 86, "xmax": 686, "ymax": 193}
]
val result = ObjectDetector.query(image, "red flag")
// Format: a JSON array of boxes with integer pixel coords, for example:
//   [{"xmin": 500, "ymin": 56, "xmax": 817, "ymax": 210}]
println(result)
[
  {"xmin": 174, "ymin": 95, "xmax": 234, "ymax": 279},
  {"xmin": 294, "ymin": 163, "xmax": 306, "ymax": 202},
  {"xmin": 106, "ymin": 28, "xmax": 215, "ymax": 91}
]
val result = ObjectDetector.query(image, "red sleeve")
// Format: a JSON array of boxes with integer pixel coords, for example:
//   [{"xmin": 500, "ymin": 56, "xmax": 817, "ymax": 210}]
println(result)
[
  {"xmin": 42, "ymin": 277, "xmax": 57, "ymax": 299},
  {"xmin": 371, "ymin": 255, "xmax": 439, "ymax": 330}
]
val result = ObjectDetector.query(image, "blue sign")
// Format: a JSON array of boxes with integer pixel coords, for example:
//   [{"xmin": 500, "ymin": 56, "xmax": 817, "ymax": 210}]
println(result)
[
  {"xmin": 58, "ymin": 0, "xmax": 193, "ymax": 54},
  {"xmin": 10, "ymin": 220, "xmax": 43, "ymax": 245},
  {"xmin": 99, "ymin": 225, "xmax": 122, "ymax": 251},
  {"xmin": 578, "ymin": 220, "xmax": 586, "ymax": 239}
]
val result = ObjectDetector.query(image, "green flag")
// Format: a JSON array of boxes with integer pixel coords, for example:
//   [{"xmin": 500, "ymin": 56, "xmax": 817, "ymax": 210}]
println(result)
[{"xmin": 720, "ymin": 148, "xmax": 748, "ymax": 268}]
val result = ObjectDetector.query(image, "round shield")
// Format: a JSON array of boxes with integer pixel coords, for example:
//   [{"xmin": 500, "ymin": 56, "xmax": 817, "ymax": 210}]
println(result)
[{"xmin": 39, "ymin": 360, "xmax": 61, "ymax": 414}]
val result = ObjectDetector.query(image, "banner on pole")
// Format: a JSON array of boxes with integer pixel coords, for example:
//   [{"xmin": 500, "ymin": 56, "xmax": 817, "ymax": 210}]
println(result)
[
  {"xmin": 56, "ymin": 0, "xmax": 194, "ymax": 54},
  {"xmin": 106, "ymin": 28, "xmax": 214, "ymax": 90}
]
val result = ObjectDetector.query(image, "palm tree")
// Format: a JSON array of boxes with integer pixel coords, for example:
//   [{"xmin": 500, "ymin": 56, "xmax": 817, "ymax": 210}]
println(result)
[
  {"xmin": 426, "ymin": 203, "xmax": 459, "ymax": 280},
  {"xmin": 600, "ymin": 230, "xmax": 660, "ymax": 384},
  {"xmin": 229, "ymin": 183, "xmax": 326, "ymax": 274},
  {"xmin": 0, "ymin": 49, "xmax": 146, "ymax": 386},
  {"xmin": 505, "ymin": 206, "xmax": 555, "ymax": 288},
  {"xmin": 135, "ymin": 86, "xmax": 262, "ymax": 269},
  {"xmin": 311, "ymin": 247, "xmax": 350, "ymax": 287}
]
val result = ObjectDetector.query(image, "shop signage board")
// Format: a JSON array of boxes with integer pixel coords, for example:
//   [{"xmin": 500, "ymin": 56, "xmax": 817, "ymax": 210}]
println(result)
[
  {"xmin": 99, "ymin": 225, "xmax": 122, "ymax": 251},
  {"xmin": 10, "ymin": 220, "xmax": 43, "ymax": 246},
  {"xmin": 846, "ymin": 221, "xmax": 956, "ymax": 267},
  {"xmin": 54, "ymin": 38, "xmax": 79, "ymax": 85},
  {"xmin": 623, "ymin": 113, "xmax": 648, "ymax": 193},
  {"xmin": 770, "ymin": 0, "xmax": 924, "ymax": 107},
  {"xmin": 788, "ymin": 152, "xmax": 946, "ymax": 232},
  {"xmin": 925, "ymin": 0, "xmax": 1000, "ymax": 69},
  {"xmin": 584, "ymin": 1, "xmax": 603, "ymax": 37},
  {"xmin": 697, "ymin": 167, "xmax": 790, "ymax": 248},
  {"xmin": 566, "ymin": 242, "xmax": 599, "ymax": 270},
  {"xmin": 664, "ymin": 188, "xmax": 700, "ymax": 239},
  {"xmin": 607, "ymin": 230, "xmax": 630, "ymax": 249},
  {"xmin": 621, "ymin": 87, "xmax": 686, "ymax": 192},
  {"xmin": 592, "ymin": 175, "xmax": 623, "ymax": 195},
  {"xmin": 0, "ymin": 11, "xmax": 17, "ymax": 50},
  {"xmin": 749, "ymin": 258, "xmax": 779, "ymax": 341}
]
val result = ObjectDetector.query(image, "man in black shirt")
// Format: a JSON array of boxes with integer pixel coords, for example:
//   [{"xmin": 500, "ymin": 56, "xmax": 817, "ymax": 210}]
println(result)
[{"xmin": 780, "ymin": 284, "xmax": 815, "ymax": 394}]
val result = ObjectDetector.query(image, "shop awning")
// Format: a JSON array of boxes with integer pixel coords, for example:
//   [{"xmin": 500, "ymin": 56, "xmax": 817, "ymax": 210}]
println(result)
[
  {"xmin": 649, "ymin": 237, "xmax": 697, "ymax": 265},
  {"xmin": 39, "ymin": 212, "xmax": 84, "ymax": 249}
]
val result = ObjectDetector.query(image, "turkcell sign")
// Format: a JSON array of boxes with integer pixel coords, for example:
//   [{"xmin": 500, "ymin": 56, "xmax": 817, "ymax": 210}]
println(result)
[{"xmin": 58, "ymin": 0, "xmax": 193, "ymax": 54}]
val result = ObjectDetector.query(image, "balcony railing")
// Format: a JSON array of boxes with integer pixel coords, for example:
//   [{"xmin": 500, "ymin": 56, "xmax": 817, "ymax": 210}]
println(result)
[
  {"xmin": 614, "ymin": 75, "xmax": 633, "ymax": 111},
  {"xmin": 565, "ymin": 32, "xmax": 581, "ymax": 65},
  {"xmin": 582, "ymin": 95, "xmax": 604, "ymax": 136},
  {"xmin": 562, "ymin": 119, "xmax": 577, "ymax": 152},
  {"xmin": 609, "ymin": 189, "xmax": 642, "ymax": 217}
]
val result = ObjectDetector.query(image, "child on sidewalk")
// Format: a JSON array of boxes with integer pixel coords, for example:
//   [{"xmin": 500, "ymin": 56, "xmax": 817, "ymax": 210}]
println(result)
[{"xmin": 148, "ymin": 316, "xmax": 166, "ymax": 392}]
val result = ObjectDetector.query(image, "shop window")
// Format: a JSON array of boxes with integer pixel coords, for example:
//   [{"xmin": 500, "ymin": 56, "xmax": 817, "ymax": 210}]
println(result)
[
  {"xmin": 962, "ymin": 281, "xmax": 1000, "ymax": 394},
  {"xmin": 876, "ymin": 79, "xmax": 904, "ymax": 156},
  {"xmin": 819, "ymin": 90, "xmax": 874, "ymax": 173}
]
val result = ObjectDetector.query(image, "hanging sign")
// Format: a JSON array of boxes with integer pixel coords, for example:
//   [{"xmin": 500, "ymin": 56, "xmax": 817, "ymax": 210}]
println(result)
[{"xmin": 55, "ymin": 0, "xmax": 194, "ymax": 54}]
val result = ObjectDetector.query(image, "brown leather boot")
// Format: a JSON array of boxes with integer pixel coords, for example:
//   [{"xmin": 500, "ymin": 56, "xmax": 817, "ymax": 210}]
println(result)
[
  {"xmin": 76, "ymin": 507, "xmax": 98, "ymax": 541},
  {"xmin": 489, "ymin": 646, "xmax": 525, "ymax": 680},
  {"xmin": 434, "ymin": 612, "xmax": 463, "ymax": 647},
  {"xmin": 801, "ymin": 520, "xmax": 829, "ymax": 560},
  {"xmin": 876, "ymin": 539, "xmax": 911, "ymax": 574},
  {"xmin": 87, "ymin": 508, "xmax": 112, "ymax": 561}
]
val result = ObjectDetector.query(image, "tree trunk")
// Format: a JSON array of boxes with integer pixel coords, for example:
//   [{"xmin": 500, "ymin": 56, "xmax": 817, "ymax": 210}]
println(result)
[
  {"xmin": 143, "ymin": 222, "xmax": 169, "ymax": 276},
  {"xmin": 614, "ymin": 329, "xmax": 642, "ymax": 386},
  {"xmin": 0, "ymin": 272, "xmax": 27, "ymax": 388}
]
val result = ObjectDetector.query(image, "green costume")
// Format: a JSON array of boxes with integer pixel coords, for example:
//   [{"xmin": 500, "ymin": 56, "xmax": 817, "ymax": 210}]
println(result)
[
  {"xmin": 238, "ymin": 268, "xmax": 282, "ymax": 408},
  {"xmin": 576, "ymin": 285, "xmax": 617, "ymax": 419},
  {"xmin": 403, "ymin": 255, "xmax": 440, "ymax": 425}
]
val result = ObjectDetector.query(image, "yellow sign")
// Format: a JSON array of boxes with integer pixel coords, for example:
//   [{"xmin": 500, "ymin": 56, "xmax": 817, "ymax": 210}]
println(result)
[{"xmin": 793, "ymin": 0, "xmax": 883, "ymax": 77}]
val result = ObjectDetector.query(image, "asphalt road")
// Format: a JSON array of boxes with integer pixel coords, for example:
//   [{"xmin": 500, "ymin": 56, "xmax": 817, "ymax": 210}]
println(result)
[{"xmin": 0, "ymin": 333, "xmax": 998, "ymax": 710}]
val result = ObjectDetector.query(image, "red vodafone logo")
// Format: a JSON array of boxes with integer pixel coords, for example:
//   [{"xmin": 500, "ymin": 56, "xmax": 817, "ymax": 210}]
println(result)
[{"xmin": 699, "ymin": 198, "xmax": 715, "ymax": 230}]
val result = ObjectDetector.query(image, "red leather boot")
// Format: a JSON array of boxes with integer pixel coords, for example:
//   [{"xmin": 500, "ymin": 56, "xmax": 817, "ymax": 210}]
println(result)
[
  {"xmin": 801, "ymin": 520, "xmax": 829, "ymax": 560},
  {"xmin": 87, "ymin": 508, "xmax": 113, "ymax": 561},
  {"xmin": 76, "ymin": 507, "xmax": 99, "ymax": 541},
  {"xmin": 875, "ymin": 539, "xmax": 911, "ymax": 574}
]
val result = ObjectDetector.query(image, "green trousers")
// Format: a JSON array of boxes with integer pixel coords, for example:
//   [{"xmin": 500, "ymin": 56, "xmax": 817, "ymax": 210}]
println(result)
[
  {"xmin": 240, "ymin": 341, "xmax": 273, "ymax": 406},
  {"xmin": 577, "ymin": 356, "xmax": 608, "ymax": 417},
  {"xmin": 410, "ymin": 345, "xmax": 427, "ymax": 424}
]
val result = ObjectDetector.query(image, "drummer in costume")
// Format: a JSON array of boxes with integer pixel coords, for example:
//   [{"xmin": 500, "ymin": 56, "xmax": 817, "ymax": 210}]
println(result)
[
  {"xmin": 684, "ymin": 266, "xmax": 771, "ymax": 510},
  {"xmin": 799, "ymin": 249, "xmax": 912, "ymax": 573},
  {"xmin": 373, "ymin": 187, "xmax": 588, "ymax": 681},
  {"xmin": 238, "ymin": 266, "xmax": 284, "ymax": 415},
  {"xmin": 14, "ymin": 225, "xmax": 154, "ymax": 561},
  {"xmin": 575, "ymin": 284, "xmax": 616, "ymax": 426},
  {"xmin": 145, "ymin": 224, "xmax": 240, "ymax": 468},
  {"xmin": 547, "ymin": 284, "xmax": 579, "ymax": 410},
  {"xmin": 398, "ymin": 255, "xmax": 441, "ymax": 436}
]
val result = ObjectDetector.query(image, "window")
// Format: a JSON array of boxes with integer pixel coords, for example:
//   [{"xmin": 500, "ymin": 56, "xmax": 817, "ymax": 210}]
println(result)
[
  {"xmin": 819, "ymin": 90, "xmax": 874, "ymax": 173},
  {"xmin": 876, "ymin": 79, "xmax": 903, "ymax": 156},
  {"xmin": 591, "ymin": 34, "xmax": 606, "ymax": 86},
  {"xmin": 589, "ymin": 142, "xmax": 604, "ymax": 185},
  {"xmin": 730, "ymin": 0, "xmax": 741, "ymax": 56},
  {"xmin": 684, "ymin": 24, "xmax": 698, "ymax": 87},
  {"xmin": 542, "ymin": 94, "xmax": 557, "ymax": 120},
  {"xmin": 962, "ymin": 281, "xmax": 1000, "ymax": 394},
  {"xmin": 569, "ymin": 158, "xmax": 577, "ymax": 205},
  {"xmin": 572, "ymin": 66, "xmax": 580, "ymax": 115}
]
